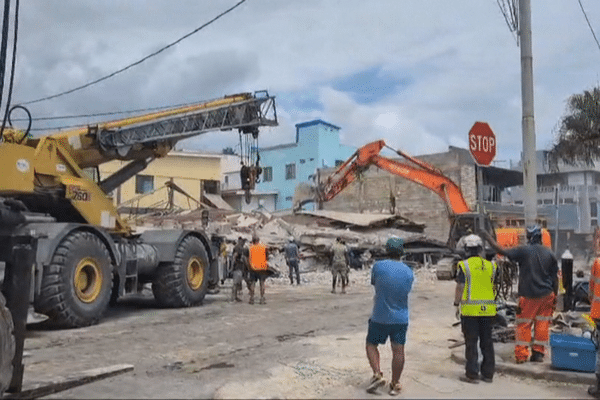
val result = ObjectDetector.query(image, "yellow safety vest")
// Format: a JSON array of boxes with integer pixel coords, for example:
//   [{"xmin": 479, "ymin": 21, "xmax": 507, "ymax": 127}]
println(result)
[{"xmin": 459, "ymin": 257, "xmax": 497, "ymax": 317}]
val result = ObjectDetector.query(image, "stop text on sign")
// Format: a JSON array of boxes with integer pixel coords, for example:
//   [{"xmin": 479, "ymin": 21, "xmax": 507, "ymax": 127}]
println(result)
[{"xmin": 469, "ymin": 135, "xmax": 495, "ymax": 153}]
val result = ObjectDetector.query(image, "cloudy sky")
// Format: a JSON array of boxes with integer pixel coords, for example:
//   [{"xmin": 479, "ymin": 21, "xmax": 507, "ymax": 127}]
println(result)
[{"xmin": 8, "ymin": 1, "xmax": 600, "ymax": 167}]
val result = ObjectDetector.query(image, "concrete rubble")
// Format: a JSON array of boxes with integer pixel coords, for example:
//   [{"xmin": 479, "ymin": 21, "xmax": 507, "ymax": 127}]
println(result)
[{"xmin": 131, "ymin": 206, "xmax": 597, "ymax": 366}]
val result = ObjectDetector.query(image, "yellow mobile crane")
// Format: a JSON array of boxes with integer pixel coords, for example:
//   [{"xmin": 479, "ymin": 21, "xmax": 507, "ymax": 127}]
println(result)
[{"xmin": 0, "ymin": 91, "xmax": 277, "ymax": 393}]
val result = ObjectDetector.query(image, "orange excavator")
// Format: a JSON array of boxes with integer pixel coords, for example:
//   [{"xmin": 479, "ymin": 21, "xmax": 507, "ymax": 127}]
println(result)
[{"xmin": 297, "ymin": 139, "xmax": 550, "ymax": 253}]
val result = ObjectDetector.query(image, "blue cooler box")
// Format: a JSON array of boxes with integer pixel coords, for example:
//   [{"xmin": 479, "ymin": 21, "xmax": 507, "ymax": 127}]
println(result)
[{"xmin": 550, "ymin": 333, "xmax": 596, "ymax": 373}]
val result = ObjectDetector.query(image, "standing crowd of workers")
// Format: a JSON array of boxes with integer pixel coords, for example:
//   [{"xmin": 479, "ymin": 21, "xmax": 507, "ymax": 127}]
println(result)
[
  {"xmin": 225, "ymin": 234, "xmax": 355, "ymax": 305},
  {"xmin": 217, "ymin": 224, "xmax": 600, "ymax": 397}
]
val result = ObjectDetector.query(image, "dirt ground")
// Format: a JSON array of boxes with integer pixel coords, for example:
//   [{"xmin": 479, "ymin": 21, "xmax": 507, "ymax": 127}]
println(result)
[{"xmin": 14, "ymin": 268, "xmax": 591, "ymax": 399}]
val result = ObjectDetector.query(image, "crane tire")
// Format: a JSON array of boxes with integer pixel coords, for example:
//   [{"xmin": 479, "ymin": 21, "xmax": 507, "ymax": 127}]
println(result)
[
  {"xmin": 0, "ymin": 292, "xmax": 15, "ymax": 395},
  {"xmin": 152, "ymin": 236, "xmax": 209, "ymax": 308},
  {"xmin": 34, "ymin": 231, "xmax": 113, "ymax": 329}
]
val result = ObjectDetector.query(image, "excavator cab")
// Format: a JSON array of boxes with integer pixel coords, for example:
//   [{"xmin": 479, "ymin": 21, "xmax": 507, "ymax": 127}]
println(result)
[{"xmin": 448, "ymin": 213, "xmax": 497, "ymax": 259}]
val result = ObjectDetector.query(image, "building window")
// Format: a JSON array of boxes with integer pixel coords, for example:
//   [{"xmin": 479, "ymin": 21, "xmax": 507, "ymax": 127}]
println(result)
[
  {"xmin": 285, "ymin": 163, "xmax": 296, "ymax": 180},
  {"xmin": 203, "ymin": 180, "xmax": 219, "ymax": 194},
  {"xmin": 263, "ymin": 166, "xmax": 273, "ymax": 182},
  {"xmin": 285, "ymin": 196, "xmax": 293, "ymax": 201},
  {"xmin": 563, "ymin": 198, "xmax": 574, "ymax": 204},
  {"xmin": 135, "ymin": 174, "xmax": 154, "ymax": 194},
  {"xmin": 299, "ymin": 159, "xmax": 306, "ymax": 164},
  {"xmin": 591, "ymin": 201, "xmax": 598, "ymax": 227},
  {"xmin": 335, "ymin": 159, "xmax": 344, "ymax": 167}
]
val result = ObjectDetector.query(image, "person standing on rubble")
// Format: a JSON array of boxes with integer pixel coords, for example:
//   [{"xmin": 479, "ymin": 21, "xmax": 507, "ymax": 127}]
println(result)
[
  {"xmin": 453, "ymin": 234, "xmax": 497, "ymax": 384},
  {"xmin": 587, "ymin": 250, "xmax": 600, "ymax": 397},
  {"xmin": 365, "ymin": 237, "xmax": 413, "ymax": 396},
  {"xmin": 330, "ymin": 237, "xmax": 349, "ymax": 294},
  {"xmin": 248, "ymin": 234, "xmax": 269, "ymax": 305},
  {"xmin": 284, "ymin": 236, "xmax": 301, "ymax": 285},
  {"xmin": 230, "ymin": 237, "xmax": 248, "ymax": 302},
  {"xmin": 480, "ymin": 225, "xmax": 558, "ymax": 364}
]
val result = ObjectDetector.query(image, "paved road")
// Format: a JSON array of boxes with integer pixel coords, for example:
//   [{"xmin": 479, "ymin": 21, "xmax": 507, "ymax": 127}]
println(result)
[{"xmin": 12, "ymin": 270, "xmax": 592, "ymax": 399}]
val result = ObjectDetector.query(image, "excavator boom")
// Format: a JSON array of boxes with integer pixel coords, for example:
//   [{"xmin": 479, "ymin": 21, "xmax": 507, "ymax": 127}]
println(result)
[{"xmin": 316, "ymin": 139, "xmax": 470, "ymax": 215}]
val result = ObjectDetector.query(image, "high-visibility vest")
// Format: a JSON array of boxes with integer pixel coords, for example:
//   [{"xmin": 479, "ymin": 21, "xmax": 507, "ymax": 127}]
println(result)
[
  {"xmin": 459, "ymin": 257, "xmax": 497, "ymax": 317},
  {"xmin": 249, "ymin": 243, "xmax": 267, "ymax": 271},
  {"xmin": 590, "ymin": 258, "xmax": 600, "ymax": 319}
]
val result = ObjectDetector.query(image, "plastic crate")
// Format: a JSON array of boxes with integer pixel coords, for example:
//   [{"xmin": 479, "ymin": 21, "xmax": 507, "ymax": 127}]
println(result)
[{"xmin": 550, "ymin": 333, "xmax": 596, "ymax": 373}]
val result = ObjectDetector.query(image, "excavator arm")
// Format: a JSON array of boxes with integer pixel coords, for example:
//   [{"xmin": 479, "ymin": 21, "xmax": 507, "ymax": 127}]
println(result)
[{"xmin": 317, "ymin": 140, "xmax": 470, "ymax": 215}]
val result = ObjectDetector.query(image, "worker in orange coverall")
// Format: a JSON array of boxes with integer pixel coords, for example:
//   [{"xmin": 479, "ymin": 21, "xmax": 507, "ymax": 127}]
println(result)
[
  {"xmin": 481, "ymin": 226, "xmax": 558, "ymax": 364},
  {"xmin": 588, "ymin": 253, "xmax": 600, "ymax": 397}
]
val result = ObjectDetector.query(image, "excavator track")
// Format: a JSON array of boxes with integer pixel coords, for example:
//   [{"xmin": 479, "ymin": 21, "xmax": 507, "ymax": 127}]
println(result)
[{"xmin": 0, "ymin": 292, "xmax": 15, "ymax": 395}]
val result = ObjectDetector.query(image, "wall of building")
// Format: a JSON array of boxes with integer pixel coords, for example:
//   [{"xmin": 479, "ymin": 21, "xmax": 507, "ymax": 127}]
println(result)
[
  {"xmin": 256, "ymin": 120, "xmax": 355, "ymax": 210},
  {"xmin": 100, "ymin": 151, "xmax": 222, "ymax": 211}
]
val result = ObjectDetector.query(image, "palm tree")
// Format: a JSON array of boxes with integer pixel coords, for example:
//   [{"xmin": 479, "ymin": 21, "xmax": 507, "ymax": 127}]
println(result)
[{"xmin": 548, "ymin": 87, "xmax": 600, "ymax": 171}]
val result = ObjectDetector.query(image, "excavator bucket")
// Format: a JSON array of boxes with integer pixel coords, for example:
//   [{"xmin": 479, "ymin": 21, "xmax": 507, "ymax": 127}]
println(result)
[{"xmin": 293, "ymin": 182, "xmax": 319, "ymax": 211}]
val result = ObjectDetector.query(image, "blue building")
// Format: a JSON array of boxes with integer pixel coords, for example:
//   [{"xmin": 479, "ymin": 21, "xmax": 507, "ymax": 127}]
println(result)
[{"xmin": 257, "ymin": 120, "xmax": 356, "ymax": 210}]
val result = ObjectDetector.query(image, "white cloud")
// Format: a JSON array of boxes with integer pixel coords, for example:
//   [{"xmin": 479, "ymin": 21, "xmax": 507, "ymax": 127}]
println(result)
[{"xmin": 6, "ymin": 0, "xmax": 600, "ymax": 166}]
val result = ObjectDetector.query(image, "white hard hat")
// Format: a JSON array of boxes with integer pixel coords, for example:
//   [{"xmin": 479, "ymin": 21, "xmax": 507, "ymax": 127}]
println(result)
[
  {"xmin": 288, "ymin": 236, "xmax": 294, "ymax": 242},
  {"xmin": 463, "ymin": 234, "xmax": 483, "ymax": 248}
]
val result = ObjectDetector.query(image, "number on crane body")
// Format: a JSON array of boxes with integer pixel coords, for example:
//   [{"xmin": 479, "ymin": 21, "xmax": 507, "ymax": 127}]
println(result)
[{"xmin": 470, "ymin": 135, "xmax": 495, "ymax": 153}]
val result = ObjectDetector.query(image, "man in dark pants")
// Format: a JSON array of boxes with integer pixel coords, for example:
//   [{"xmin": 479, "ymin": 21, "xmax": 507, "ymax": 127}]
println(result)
[
  {"xmin": 454, "ymin": 234, "xmax": 498, "ymax": 384},
  {"xmin": 284, "ymin": 236, "xmax": 301, "ymax": 285}
]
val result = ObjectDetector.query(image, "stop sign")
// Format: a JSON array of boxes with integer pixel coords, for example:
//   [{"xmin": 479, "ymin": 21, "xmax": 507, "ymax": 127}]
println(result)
[{"xmin": 468, "ymin": 121, "xmax": 496, "ymax": 166}]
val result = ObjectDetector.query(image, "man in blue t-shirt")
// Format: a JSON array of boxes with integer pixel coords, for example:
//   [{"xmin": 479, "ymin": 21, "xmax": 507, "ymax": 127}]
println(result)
[{"xmin": 365, "ymin": 237, "xmax": 414, "ymax": 396}]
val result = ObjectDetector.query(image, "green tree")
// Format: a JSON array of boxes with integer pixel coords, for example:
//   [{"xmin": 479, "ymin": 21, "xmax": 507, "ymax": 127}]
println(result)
[{"xmin": 548, "ymin": 87, "xmax": 600, "ymax": 171}]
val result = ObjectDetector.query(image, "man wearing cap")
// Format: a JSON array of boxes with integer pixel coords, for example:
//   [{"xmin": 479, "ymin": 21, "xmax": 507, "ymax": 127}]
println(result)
[
  {"xmin": 454, "ymin": 234, "xmax": 497, "ymax": 384},
  {"xmin": 284, "ymin": 236, "xmax": 301, "ymax": 285},
  {"xmin": 481, "ymin": 225, "xmax": 558, "ymax": 364},
  {"xmin": 365, "ymin": 237, "xmax": 413, "ymax": 396},
  {"xmin": 230, "ymin": 237, "xmax": 248, "ymax": 302},
  {"xmin": 330, "ymin": 237, "xmax": 350, "ymax": 294}
]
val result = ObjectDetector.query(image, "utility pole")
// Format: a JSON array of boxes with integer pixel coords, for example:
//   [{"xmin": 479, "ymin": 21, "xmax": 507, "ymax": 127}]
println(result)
[{"xmin": 519, "ymin": 0, "xmax": 538, "ymax": 227}]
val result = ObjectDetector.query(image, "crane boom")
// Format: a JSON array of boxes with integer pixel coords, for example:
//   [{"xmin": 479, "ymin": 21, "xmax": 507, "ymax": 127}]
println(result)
[{"xmin": 0, "ymin": 91, "xmax": 277, "ymax": 234}]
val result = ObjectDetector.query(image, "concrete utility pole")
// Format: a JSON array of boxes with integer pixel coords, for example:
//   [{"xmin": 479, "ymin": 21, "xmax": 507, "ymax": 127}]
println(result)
[{"xmin": 519, "ymin": 0, "xmax": 538, "ymax": 227}]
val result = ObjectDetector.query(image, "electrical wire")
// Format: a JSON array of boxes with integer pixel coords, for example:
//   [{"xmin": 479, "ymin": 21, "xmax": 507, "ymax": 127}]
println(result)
[
  {"xmin": 0, "ymin": 0, "xmax": 19, "ymax": 139},
  {"xmin": 12, "ymin": 99, "xmax": 213, "ymax": 122},
  {"xmin": 20, "ymin": 0, "xmax": 248, "ymax": 106},
  {"xmin": 0, "ymin": 0, "xmax": 10, "ymax": 140},
  {"xmin": 577, "ymin": 0, "xmax": 600, "ymax": 53},
  {"xmin": 496, "ymin": 0, "xmax": 519, "ymax": 44}
]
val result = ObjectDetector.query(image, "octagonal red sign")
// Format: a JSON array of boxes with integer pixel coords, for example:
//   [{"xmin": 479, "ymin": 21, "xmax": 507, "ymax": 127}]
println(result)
[{"xmin": 468, "ymin": 122, "xmax": 496, "ymax": 166}]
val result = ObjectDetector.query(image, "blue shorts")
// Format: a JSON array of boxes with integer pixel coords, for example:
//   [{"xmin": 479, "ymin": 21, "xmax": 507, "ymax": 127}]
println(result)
[{"xmin": 366, "ymin": 319, "xmax": 408, "ymax": 345}]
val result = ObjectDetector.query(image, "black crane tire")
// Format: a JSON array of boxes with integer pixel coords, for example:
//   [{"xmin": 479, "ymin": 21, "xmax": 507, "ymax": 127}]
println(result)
[
  {"xmin": 152, "ymin": 236, "xmax": 209, "ymax": 308},
  {"xmin": 0, "ymin": 292, "xmax": 15, "ymax": 395},
  {"xmin": 34, "ymin": 231, "xmax": 113, "ymax": 329}
]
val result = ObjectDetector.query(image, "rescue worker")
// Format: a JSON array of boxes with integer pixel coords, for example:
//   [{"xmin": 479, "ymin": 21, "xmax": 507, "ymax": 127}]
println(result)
[
  {"xmin": 587, "ymin": 252, "xmax": 600, "ymax": 397},
  {"xmin": 481, "ymin": 225, "xmax": 558, "ymax": 364},
  {"xmin": 453, "ymin": 234, "xmax": 497, "ymax": 383},
  {"xmin": 284, "ymin": 236, "xmax": 301, "ymax": 285},
  {"xmin": 248, "ymin": 234, "xmax": 269, "ymax": 305},
  {"xmin": 330, "ymin": 237, "xmax": 349, "ymax": 294},
  {"xmin": 230, "ymin": 237, "xmax": 247, "ymax": 302}
]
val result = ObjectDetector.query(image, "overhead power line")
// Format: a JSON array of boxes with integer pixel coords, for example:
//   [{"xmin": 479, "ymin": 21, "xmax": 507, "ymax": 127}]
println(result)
[
  {"xmin": 577, "ymin": 0, "xmax": 600, "ymax": 53},
  {"xmin": 20, "ymin": 0, "xmax": 248, "ymax": 106},
  {"xmin": 496, "ymin": 0, "xmax": 519, "ymax": 44}
]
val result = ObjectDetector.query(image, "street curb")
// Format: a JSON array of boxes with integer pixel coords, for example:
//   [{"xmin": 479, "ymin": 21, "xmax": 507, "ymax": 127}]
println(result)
[{"xmin": 450, "ymin": 350, "xmax": 595, "ymax": 385}]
